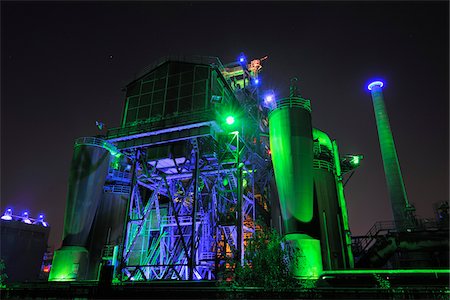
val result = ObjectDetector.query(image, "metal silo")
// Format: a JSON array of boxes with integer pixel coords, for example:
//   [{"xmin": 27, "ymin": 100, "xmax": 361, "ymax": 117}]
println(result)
[
  {"xmin": 49, "ymin": 137, "xmax": 121, "ymax": 281},
  {"xmin": 313, "ymin": 128, "xmax": 351, "ymax": 270},
  {"xmin": 268, "ymin": 79, "xmax": 322, "ymax": 278}
]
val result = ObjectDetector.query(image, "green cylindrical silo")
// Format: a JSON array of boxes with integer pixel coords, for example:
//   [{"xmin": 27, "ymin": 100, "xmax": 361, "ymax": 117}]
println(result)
[
  {"xmin": 312, "ymin": 129, "xmax": 350, "ymax": 270},
  {"xmin": 269, "ymin": 96, "xmax": 322, "ymax": 278},
  {"xmin": 269, "ymin": 97, "xmax": 313, "ymax": 230}
]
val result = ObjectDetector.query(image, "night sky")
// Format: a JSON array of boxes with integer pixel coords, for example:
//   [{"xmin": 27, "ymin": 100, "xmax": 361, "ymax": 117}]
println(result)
[{"xmin": 2, "ymin": 2, "xmax": 448, "ymax": 249}]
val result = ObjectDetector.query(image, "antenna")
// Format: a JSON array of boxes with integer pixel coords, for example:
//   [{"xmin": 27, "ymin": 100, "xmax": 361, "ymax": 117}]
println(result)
[{"xmin": 290, "ymin": 77, "xmax": 299, "ymax": 97}]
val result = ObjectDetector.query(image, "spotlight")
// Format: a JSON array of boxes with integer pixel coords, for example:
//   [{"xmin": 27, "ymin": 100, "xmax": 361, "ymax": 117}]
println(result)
[
  {"xmin": 34, "ymin": 214, "xmax": 48, "ymax": 227},
  {"xmin": 265, "ymin": 94, "xmax": 274, "ymax": 103},
  {"xmin": 226, "ymin": 116, "xmax": 235, "ymax": 125},
  {"xmin": 1, "ymin": 208, "xmax": 13, "ymax": 221},
  {"xmin": 22, "ymin": 211, "xmax": 32, "ymax": 224}
]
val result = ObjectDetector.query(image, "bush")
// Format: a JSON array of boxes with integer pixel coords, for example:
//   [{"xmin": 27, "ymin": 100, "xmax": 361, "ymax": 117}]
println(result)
[{"xmin": 219, "ymin": 220, "xmax": 307, "ymax": 291}]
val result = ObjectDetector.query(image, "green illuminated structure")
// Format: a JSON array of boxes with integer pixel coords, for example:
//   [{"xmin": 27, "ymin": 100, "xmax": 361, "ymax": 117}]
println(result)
[
  {"xmin": 269, "ymin": 87, "xmax": 324, "ymax": 278},
  {"xmin": 369, "ymin": 82, "xmax": 414, "ymax": 230},
  {"xmin": 268, "ymin": 80, "xmax": 360, "ymax": 276}
]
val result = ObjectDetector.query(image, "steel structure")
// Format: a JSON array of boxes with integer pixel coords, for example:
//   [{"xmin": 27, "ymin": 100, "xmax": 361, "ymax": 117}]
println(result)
[
  {"xmin": 49, "ymin": 54, "xmax": 363, "ymax": 282},
  {"xmin": 102, "ymin": 55, "xmax": 271, "ymax": 281}
]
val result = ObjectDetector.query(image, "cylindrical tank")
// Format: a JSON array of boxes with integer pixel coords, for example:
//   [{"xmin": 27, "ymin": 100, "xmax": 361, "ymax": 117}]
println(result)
[
  {"xmin": 62, "ymin": 139, "xmax": 111, "ymax": 247},
  {"xmin": 49, "ymin": 137, "xmax": 119, "ymax": 281},
  {"xmin": 312, "ymin": 128, "xmax": 350, "ymax": 270},
  {"xmin": 269, "ymin": 96, "xmax": 322, "ymax": 278},
  {"xmin": 269, "ymin": 96, "xmax": 313, "ymax": 231}
]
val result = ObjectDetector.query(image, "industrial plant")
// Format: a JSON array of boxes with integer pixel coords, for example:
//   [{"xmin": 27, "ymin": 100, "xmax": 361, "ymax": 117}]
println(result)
[{"xmin": 2, "ymin": 53, "xmax": 448, "ymax": 298}]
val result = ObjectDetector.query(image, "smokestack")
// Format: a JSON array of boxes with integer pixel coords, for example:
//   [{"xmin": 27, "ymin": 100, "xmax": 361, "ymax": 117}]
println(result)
[{"xmin": 368, "ymin": 81, "xmax": 414, "ymax": 230}]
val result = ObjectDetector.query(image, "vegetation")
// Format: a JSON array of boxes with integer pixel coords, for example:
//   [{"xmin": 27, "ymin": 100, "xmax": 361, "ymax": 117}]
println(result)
[
  {"xmin": 0, "ymin": 259, "xmax": 7, "ymax": 288},
  {"xmin": 219, "ymin": 220, "xmax": 314, "ymax": 292}
]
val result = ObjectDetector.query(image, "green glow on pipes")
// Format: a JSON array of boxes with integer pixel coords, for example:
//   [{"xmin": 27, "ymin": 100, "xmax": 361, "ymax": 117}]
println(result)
[
  {"xmin": 269, "ymin": 107, "xmax": 313, "ymax": 223},
  {"xmin": 101, "ymin": 140, "xmax": 122, "ymax": 158},
  {"xmin": 48, "ymin": 246, "xmax": 88, "ymax": 282},
  {"xmin": 313, "ymin": 128, "xmax": 333, "ymax": 151},
  {"xmin": 285, "ymin": 234, "xmax": 323, "ymax": 279},
  {"xmin": 332, "ymin": 140, "xmax": 354, "ymax": 268},
  {"xmin": 352, "ymin": 156, "xmax": 360, "ymax": 165},
  {"xmin": 226, "ymin": 116, "xmax": 235, "ymax": 125},
  {"xmin": 321, "ymin": 269, "xmax": 450, "ymax": 275},
  {"xmin": 223, "ymin": 177, "xmax": 229, "ymax": 186}
]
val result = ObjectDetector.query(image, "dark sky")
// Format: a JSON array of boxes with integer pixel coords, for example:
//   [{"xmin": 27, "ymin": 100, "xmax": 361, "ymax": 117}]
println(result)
[{"xmin": 2, "ymin": 1, "xmax": 448, "ymax": 249}]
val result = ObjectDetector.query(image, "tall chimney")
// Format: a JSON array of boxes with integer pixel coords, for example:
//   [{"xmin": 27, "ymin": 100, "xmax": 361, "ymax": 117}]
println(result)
[{"xmin": 368, "ymin": 80, "xmax": 414, "ymax": 230}]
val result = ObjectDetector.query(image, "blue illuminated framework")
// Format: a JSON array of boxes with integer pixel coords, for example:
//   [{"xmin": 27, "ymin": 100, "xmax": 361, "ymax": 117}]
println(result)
[{"xmin": 103, "ymin": 55, "xmax": 272, "ymax": 281}]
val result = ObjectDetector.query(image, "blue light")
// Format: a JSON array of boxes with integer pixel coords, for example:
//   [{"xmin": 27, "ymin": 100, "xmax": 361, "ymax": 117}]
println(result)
[
  {"xmin": 368, "ymin": 80, "xmax": 384, "ymax": 91},
  {"xmin": 254, "ymin": 78, "xmax": 260, "ymax": 85},
  {"xmin": 239, "ymin": 57, "xmax": 244, "ymax": 63},
  {"xmin": 1, "ymin": 208, "xmax": 12, "ymax": 221},
  {"xmin": 34, "ymin": 214, "xmax": 48, "ymax": 227},
  {"xmin": 22, "ymin": 211, "xmax": 32, "ymax": 224},
  {"xmin": 265, "ymin": 94, "xmax": 274, "ymax": 103}
]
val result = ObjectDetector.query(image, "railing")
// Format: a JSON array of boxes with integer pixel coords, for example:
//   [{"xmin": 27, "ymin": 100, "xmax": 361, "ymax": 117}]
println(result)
[
  {"xmin": 313, "ymin": 159, "xmax": 334, "ymax": 172},
  {"xmin": 269, "ymin": 96, "xmax": 312, "ymax": 114},
  {"xmin": 104, "ymin": 185, "xmax": 131, "ymax": 194},
  {"xmin": 161, "ymin": 213, "xmax": 204, "ymax": 227},
  {"xmin": 352, "ymin": 221, "xmax": 397, "ymax": 256},
  {"xmin": 107, "ymin": 169, "xmax": 132, "ymax": 182},
  {"xmin": 352, "ymin": 218, "xmax": 446, "ymax": 257},
  {"xmin": 74, "ymin": 137, "xmax": 121, "ymax": 157},
  {"xmin": 107, "ymin": 113, "xmax": 216, "ymax": 140}
]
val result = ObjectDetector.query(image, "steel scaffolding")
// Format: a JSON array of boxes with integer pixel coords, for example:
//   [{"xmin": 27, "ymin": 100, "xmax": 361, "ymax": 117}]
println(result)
[{"xmin": 107, "ymin": 123, "xmax": 270, "ymax": 281}]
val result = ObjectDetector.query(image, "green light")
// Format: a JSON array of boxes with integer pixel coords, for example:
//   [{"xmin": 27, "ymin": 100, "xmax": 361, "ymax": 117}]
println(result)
[
  {"xmin": 352, "ymin": 155, "xmax": 360, "ymax": 165},
  {"xmin": 321, "ymin": 269, "xmax": 450, "ymax": 275},
  {"xmin": 48, "ymin": 246, "xmax": 88, "ymax": 281},
  {"xmin": 226, "ymin": 116, "xmax": 235, "ymax": 125},
  {"xmin": 284, "ymin": 233, "xmax": 323, "ymax": 279}
]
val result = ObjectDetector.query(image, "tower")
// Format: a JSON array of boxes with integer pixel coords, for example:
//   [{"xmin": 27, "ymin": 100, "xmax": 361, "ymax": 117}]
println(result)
[{"xmin": 368, "ymin": 80, "xmax": 414, "ymax": 231}]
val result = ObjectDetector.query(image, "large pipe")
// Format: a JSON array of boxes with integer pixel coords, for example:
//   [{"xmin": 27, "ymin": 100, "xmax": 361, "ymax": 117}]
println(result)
[
  {"xmin": 368, "ymin": 81, "xmax": 413, "ymax": 230},
  {"xmin": 312, "ymin": 129, "xmax": 353, "ymax": 270}
]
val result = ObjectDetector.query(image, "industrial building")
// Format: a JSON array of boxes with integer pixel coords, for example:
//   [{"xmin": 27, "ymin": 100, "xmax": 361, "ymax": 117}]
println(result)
[
  {"xmin": 45, "ymin": 54, "xmax": 448, "ymax": 286},
  {"xmin": 0, "ymin": 210, "xmax": 50, "ymax": 283}
]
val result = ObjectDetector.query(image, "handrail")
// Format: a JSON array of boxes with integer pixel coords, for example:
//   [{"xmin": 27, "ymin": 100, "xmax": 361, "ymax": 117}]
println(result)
[
  {"xmin": 313, "ymin": 159, "xmax": 334, "ymax": 172},
  {"xmin": 269, "ymin": 96, "xmax": 312, "ymax": 115},
  {"xmin": 75, "ymin": 137, "xmax": 121, "ymax": 157}
]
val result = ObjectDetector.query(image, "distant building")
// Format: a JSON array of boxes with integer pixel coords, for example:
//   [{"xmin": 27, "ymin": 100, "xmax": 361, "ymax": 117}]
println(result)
[{"xmin": 1, "ymin": 212, "xmax": 50, "ymax": 283}]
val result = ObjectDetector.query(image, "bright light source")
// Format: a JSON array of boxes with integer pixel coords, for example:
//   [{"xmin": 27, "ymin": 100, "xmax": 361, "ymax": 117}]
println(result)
[
  {"xmin": 226, "ymin": 116, "xmax": 235, "ymax": 125},
  {"xmin": 22, "ymin": 211, "xmax": 32, "ymax": 224},
  {"xmin": 265, "ymin": 94, "xmax": 274, "ymax": 103},
  {"xmin": 239, "ymin": 57, "xmax": 245, "ymax": 63},
  {"xmin": 368, "ymin": 80, "xmax": 384, "ymax": 91},
  {"xmin": 352, "ymin": 156, "xmax": 360, "ymax": 165},
  {"xmin": 254, "ymin": 78, "xmax": 260, "ymax": 85},
  {"xmin": 35, "ymin": 214, "xmax": 48, "ymax": 227},
  {"xmin": 1, "ymin": 208, "xmax": 12, "ymax": 221}
]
